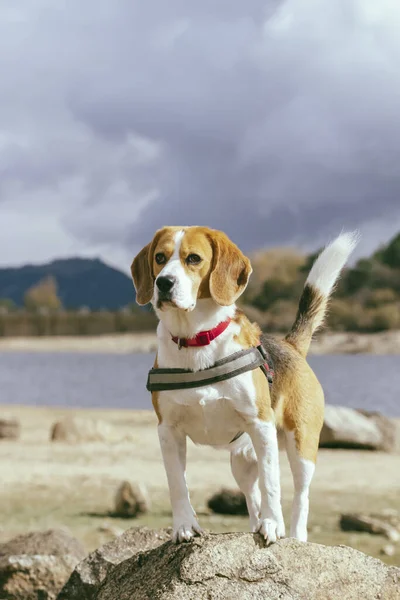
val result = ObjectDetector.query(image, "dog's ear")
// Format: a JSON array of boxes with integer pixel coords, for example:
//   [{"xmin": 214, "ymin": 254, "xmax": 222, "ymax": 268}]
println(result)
[
  {"xmin": 208, "ymin": 231, "xmax": 252, "ymax": 306},
  {"xmin": 131, "ymin": 242, "xmax": 154, "ymax": 305}
]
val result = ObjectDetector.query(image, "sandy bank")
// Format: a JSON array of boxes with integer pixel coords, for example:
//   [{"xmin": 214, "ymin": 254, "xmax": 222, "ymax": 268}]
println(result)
[
  {"xmin": 0, "ymin": 405, "xmax": 399, "ymax": 566},
  {"xmin": 0, "ymin": 330, "xmax": 399, "ymax": 354}
]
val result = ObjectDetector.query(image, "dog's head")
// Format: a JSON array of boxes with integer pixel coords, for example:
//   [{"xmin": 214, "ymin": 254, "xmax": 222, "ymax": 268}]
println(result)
[{"xmin": 131, "ymin": 226, "xmax": 252, "ymax": 312}]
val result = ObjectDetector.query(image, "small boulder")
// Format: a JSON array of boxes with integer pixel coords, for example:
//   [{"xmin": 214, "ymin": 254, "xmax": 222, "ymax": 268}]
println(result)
[
  {"xmin": 113, "ymin": 481, "xmax": 150, "ymax": 518},
  {"xmin": 50, "ymin": 417, "xmax": 114, "ymax": 443},
  {"xmin": 207, "ymin": 487, "xmax": 248, "ymax": 515},
  {"xmin": 58, "ymin": 526, "xmax": 171, "ymax": 600},
  {"xmin": 0, "ymin": 529, "xmax": 86, "ymax": 600},
  {"xmin": 381, "ymin": 544, "xmax": 396, "ymax": 557},
  {"xmin": 93, "ymin": 533, "xmax": 400, "ymax": 600},
  {"xmin": 0, "ymin": 416, "xmax": 20, "ymax": 440},
  {"xmin": 340, "ymin": 512, "xmax": 400, "ymax": 541},
  {"xmin": 319, "ymin": 405, "xmax": 396, "ymax": 451}
]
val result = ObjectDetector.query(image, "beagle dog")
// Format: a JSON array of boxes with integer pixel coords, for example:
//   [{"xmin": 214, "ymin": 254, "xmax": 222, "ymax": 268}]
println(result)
[{"xmin": 131, "ymin": 226, "xmax": 358, "ymax": 544}]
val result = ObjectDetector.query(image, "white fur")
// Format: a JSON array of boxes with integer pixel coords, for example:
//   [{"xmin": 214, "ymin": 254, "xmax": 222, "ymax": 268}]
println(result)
[
  {"xmin": 157, "ymin": 299, "xmax": 236, "ymax": 349},
  {"xmin": 306, "ymin": 231, "xmax": 359, "ymax": 297},
  {"xmin": 155, "ymin": 298, "xmax": 276, "ymax": 542},
  {"xmin": 285, "ymin": 430, "xmax": 315, "ymax": 541},
  {"xmin": 158, "ymin": 423, "xmax": 203, "ymax": 542},
  {"xmin": 230, "ymin": 443, "xmax": 261, "ymax": 530},
  {"xmin": 248, "ymin": 420, "xmax": 285, "ymax": 543},
  {"xmin": 157, "ymin": 315, "xmax": 259, "ymax": 445},
  {"xmin": 154, "ymin": 230, "xmax": 195, "ymax": 312},
  {"xmin": 147, "ymin": 229, "xmax": 353, "ymax": 544}
]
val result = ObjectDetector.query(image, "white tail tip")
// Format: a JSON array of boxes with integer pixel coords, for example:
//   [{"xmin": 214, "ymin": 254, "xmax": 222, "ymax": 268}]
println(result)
[{"xmin": 306, "ymin": 231, "xmax": 360, "ymax": 297}]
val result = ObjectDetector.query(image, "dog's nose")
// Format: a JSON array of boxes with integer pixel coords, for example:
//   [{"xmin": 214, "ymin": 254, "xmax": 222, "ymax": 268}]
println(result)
[{"xmin": 156, "ymin": 276, "xmax": 175, "ymax": 293}]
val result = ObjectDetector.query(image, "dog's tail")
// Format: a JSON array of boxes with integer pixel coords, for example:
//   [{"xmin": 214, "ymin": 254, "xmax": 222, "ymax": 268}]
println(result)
[{"xmin": 285, "ymin": 231, "xmax": 359, "ymax": 357}]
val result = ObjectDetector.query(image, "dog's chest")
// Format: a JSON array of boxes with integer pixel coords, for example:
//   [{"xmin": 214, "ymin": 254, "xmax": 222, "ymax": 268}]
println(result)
[
  {"xmin": 155, "ymin": 332, "xmax": 259, "ymax": 446},
  {"xmin": 157, "ymin": 373, "xmax": 256, "ymax": 446}
]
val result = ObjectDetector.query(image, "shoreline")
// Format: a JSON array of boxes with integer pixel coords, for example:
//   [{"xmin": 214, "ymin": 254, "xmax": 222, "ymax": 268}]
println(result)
[{"xmin": 0, "ymin": 330, "xmax": 399, "ymax": 355}]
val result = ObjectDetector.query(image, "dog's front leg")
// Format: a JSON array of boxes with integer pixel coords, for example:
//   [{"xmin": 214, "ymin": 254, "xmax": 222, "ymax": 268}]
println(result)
[
  {"xmin": 158, "ymin": 423, "xmax": 202, "ymax": 543},
  {"xmin": 247, "ymin": 419, "xmax": 285, "ymax": 545}
]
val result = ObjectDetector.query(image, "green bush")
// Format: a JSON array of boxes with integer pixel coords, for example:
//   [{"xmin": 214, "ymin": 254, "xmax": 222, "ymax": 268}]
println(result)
[{"xmin": 374, "ymin": 233, "xmax": 400, "ymax": 268}]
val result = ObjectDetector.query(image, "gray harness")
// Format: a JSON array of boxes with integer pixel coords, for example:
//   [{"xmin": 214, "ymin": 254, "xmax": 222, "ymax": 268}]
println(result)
[{"xmin": 146, "ymin": 345, "xmax": 274, "ymax": 392}]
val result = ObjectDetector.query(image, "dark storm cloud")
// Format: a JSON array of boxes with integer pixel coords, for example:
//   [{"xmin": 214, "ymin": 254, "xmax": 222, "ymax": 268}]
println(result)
[{"xmin": 1, "ymin": 0, "xmax": 400, "ymax": 266}]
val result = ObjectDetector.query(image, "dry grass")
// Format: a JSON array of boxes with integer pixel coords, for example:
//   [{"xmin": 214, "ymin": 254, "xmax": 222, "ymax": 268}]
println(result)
[{"xmin": 1, "ymin": 405, "xmax": 399, "ymax": 566}]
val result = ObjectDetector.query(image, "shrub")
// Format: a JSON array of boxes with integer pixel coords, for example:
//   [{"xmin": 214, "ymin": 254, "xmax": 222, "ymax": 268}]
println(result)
[
  {"xmin": 264, "ymin": 300, "xmax": 298, "ymax": 332},
  {"xmin": 24, "ymin": 276, "xmax": 62, "ymax": 312},
  {"xmin": 365, "ymin": 288, "xmax": 398, "ymax": 308},
  {"xmin": 327, "ymin": 299, "xmax": 373, "ymax": 332},
  {"xmin": 370, "ymin": 303, "xmax": 400, "ymax": 331}
]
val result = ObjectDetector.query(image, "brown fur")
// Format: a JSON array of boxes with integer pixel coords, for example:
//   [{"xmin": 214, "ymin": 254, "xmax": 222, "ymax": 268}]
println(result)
[
  {"xmin": 131, "ymin": 226, "xmax": 253, "ymax": 307},
  {"xmin": 285, "ymin": 284, "xmax": 326, "ymax": 357},
  {"xmin": 130, "ymin": 229, "xmax": 164, "ymax": 305},
  {"xmin": 234, "ymin": 308, "xmax": 324, "ymax": 462},
  {"xmin": 233, "ymin": 311, "xmax": 273, "ymax": 422},
  {"xmin": 207, "ymin": 230, "xmax": 252, "ymax": 305},
  {"xmin": 261, "ymin": 336, "xmax": 324, "ymax": 463},
  {"xmin": 233, "ymin": 309, "xmax": 261, "ymax": 348},
  {"xmin": 151, "ymin": 356, "xmax": 162, "ymax": 424},
  {"xmin": 133, "ymin": 227, "xmax": 327, "ymax": 463}
]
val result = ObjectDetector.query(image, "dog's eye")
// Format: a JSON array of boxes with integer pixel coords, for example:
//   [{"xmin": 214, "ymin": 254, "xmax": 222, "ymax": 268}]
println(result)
[
  {"xmin": 155, "ymin": 253, "xmax": 167, "ymax": 265},
  {"xmin": 187, "ymin": 254, "xmax": 202, "ymax": 265}
]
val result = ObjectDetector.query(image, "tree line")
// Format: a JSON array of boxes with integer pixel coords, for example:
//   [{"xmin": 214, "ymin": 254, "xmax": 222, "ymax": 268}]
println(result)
[{"xmin": 0, "ymin": 233, "xmax": 399, "ymax": 335}]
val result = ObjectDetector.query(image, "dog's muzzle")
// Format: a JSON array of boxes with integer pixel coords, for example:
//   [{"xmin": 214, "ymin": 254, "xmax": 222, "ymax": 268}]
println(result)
[{"xmin": 156, "ymin": 275, "xmax": 176, "ymax": 305}]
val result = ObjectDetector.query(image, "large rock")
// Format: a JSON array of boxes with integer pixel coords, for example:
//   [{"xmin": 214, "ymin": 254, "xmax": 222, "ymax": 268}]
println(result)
[
  {"xmin": 0, "ymin": 417, "xmax": 20, "ymax": 440},
  {"xmin": 92, "ymin": 533, "xmax": 400, "ymax": 600},
  {"xmin": 50, "ymin": 417, "xmax": 115, "ymax": 443},
  {"xmin": 0, "ymin": 529, "xmax": 86, "ymax": 600},
  {"xmin": 58, "ymin": 527, "xmax": 171, "ymax": 600},
  {"xmin": 113, "ymin": 481, "xmax": 150, "ymax": 517},
  {"xmin": 207, "ymin": 488, "xmax": 248, "ymax": 515},
  {"xmin": 319, "ymin": 405, "xmax": 396, "ymax": 451},
  {"xmin": 357, "ymin": 409, "xmax": 397, "ymax": 452}
]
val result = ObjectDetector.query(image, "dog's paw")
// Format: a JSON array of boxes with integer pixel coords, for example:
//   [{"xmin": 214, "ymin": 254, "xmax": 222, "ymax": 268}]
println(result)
[
  {"xmin": 254, "ymin": 517, "xmax": 285, "ymax": 545},
  {"xmin": 173, "ymin": 519, "xmax": 203, "ymax": 543},
  {"xmin": 290, "ymin": 527, "xmax": 308, "ymax": 542}
]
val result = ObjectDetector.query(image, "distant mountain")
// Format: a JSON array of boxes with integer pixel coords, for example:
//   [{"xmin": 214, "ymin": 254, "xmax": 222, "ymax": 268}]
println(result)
[{"xmin": 0, "ymin": 257, "xmax": 136, "ymax": 310}]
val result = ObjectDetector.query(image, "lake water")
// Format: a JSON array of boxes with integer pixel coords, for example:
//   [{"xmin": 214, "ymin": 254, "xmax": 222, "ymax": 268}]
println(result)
[{"xmin": 0, "ymin": 352, "xmax": 399, "ymax": 417}]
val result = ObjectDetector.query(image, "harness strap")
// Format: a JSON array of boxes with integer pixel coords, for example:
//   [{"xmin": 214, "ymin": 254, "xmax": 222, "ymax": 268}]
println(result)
[{"xmin": 146, "ymin": 345, "xmax": 274, "ymax": 392}]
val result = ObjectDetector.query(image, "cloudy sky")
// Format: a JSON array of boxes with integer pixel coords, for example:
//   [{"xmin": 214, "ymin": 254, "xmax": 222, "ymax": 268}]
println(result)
[{"xmin": 1, "ymin": 0, "xmax": 400, "ymax": 273}]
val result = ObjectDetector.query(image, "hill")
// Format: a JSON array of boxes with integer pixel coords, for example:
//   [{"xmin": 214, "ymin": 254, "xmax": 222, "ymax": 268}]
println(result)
[
  {"xmin": 0, "ymin": 258, "xmax": 135, "ymax": 310},
  {"xmin": 1, "ymin": 232, "xmax": 399, "ymax": 332}
]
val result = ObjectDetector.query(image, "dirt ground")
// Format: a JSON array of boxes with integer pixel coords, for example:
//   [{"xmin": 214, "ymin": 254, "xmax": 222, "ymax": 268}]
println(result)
[{"xmin": 1, "ymin": 405, "xmax": 399, "ymax": 566}]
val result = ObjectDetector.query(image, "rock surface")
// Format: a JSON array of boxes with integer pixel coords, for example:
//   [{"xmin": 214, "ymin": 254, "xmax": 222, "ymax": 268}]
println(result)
[
  {"xmin": 50, "ymin": 417, "xmax": 115, "ymax": 443},
  {"xmin": 356, "ymin": 409, "xmax": 397, "ymax": 452},
  {"xmin": 0, "ymin": 417, "xmax": 20, "ymax": 440},
  {"xmin": 58, "ymin": 527, "xmax": 171, "ymax": 600},
  {"xmin": 319, "ymin": 405, "xmax": 396, "ymax": 451},
  {"xmin": 0, "ymin": 529, "xmax": 86, "ymax": 600},
  {"xmin": 92, "ymin": 533, "xmax": 400, "ymax": 600},
  {"xmin": 207, "ymin": 487, "xmax": 248, "ymax": 515},
  {"xmin": 113, "ymin": 481, "xmax": 150, "ymax": 517}
]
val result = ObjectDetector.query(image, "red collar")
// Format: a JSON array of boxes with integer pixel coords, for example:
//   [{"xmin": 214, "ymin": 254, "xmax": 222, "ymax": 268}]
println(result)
[{"xmin": 171, "ymin": 318, "xmax": 232, "ymax": 349}]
